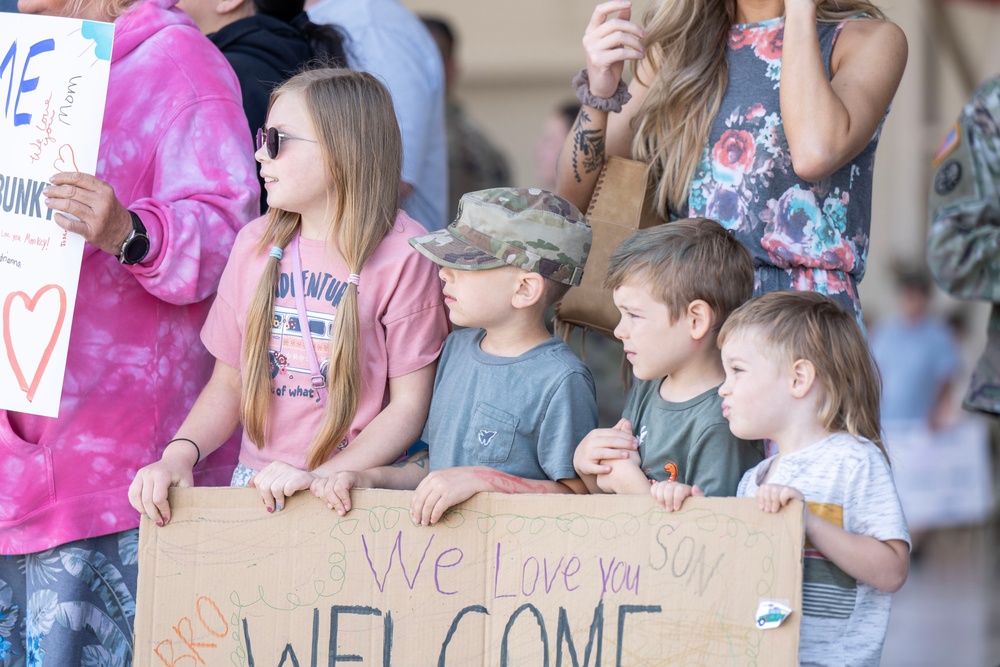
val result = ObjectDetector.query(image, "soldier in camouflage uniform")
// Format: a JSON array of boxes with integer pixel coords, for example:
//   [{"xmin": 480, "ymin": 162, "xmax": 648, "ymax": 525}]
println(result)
[
  {"xmin": 927, "ymin": 76, "xmax": 1000, "ymax": 416},
  {"xmin": 312, "ymin": 188, "xmax": 597, "ymax": 524}
]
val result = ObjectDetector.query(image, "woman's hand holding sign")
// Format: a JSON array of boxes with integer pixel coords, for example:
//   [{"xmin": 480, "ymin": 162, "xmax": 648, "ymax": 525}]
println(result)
[{"xmin": 44, "ymin": 171, "xmax": 133, "ymax": 257}]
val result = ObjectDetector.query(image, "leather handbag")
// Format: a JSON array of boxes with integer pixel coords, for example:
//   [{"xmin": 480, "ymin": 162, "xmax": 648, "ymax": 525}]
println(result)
[{"xmin": 555, "ymin": 156, "xmax": 663, "ymax": 340}]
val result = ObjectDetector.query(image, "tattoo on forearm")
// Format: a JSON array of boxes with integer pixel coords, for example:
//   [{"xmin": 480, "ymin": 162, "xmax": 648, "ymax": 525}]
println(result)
[
  {"xmin": 572, "ymin": 110, "xmax": 606, "ymax": 183},
  {"xmin": 391, "ymin": 450, "xmax": 429, "ymax": 469}
]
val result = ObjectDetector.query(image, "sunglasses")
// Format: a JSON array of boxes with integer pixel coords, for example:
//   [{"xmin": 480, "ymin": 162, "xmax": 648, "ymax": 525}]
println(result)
[{"xmin": 256, "ymin": 126, "xmax": 317, "ymax": 159}]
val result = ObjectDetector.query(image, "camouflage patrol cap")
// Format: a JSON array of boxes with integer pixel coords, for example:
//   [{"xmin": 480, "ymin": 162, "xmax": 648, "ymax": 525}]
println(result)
[{"xmin": 408, "ymin": 188, "xmax": 592, "ymax": 286}]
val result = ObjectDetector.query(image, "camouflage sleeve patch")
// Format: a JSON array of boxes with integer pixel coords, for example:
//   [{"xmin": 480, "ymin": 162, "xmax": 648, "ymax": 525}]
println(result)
[
  {"xmin": 927, "ymin": 79, "xmax": 1000, "ymax": 303},
  {"xmin": 928, "ymin": 114, "xmax": 982, "ymax": 216},
  {"xmin": 932, "ymin": 122, "xmax": 960, "ymax": 169}
]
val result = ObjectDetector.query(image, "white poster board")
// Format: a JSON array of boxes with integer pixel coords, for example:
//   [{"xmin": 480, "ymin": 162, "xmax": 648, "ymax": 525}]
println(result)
[
  {"xmin": 886, "ymin": 417, "xmax": 995, "ymax": 530},
  {"xmin": 0, "ymin": 14, "xmax": 112, "ymax": 416}
]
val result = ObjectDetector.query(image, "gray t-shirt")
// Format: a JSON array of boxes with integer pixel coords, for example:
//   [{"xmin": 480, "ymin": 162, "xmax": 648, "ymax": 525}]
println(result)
[
  {"xmin": 425, "ymin": 328, "xmax": 597, "ymax": 481},
  {"xmin": 622, "ymin": 378, "xmax": 764, "ymax": 497},
  {"xmin": 737, "ymin": 433, "xmax": 910, "ymax": 667}
]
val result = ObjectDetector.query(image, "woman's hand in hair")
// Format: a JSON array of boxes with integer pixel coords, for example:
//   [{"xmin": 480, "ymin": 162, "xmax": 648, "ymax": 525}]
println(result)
[
  {"xmin": 44, "ymin": 172, "xmax": 134, "ymax": 257},
  {"xmin": 583, "ymin": 0, "xmax": 646, "ymax": 98},
  {"xmin": 250, "ymin": 461, "xmax": 318, "ymax": 512}
]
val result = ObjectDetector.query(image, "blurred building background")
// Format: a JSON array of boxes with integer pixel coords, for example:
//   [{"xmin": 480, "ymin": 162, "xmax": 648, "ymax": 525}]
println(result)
[{"xmin": 406, "ymin": 1, "xmax": 999, "ymax": 664}]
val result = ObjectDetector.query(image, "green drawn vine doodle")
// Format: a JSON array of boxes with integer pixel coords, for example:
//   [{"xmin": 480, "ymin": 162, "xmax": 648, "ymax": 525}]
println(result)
[{"xmin": 227, "ymin": 537, "xmax": 347, "ymax": 666}]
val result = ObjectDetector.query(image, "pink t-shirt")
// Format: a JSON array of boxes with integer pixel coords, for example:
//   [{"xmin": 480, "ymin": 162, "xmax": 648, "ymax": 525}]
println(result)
[{"xmin": 202, "ymin": 212, "xmax": 449, "ymax": 471}]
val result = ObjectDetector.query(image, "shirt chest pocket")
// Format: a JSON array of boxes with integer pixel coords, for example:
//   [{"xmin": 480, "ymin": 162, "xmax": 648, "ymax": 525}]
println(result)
[{"xmin": 463, "ymin": 402, "xmax": 518, "ymax": 464}]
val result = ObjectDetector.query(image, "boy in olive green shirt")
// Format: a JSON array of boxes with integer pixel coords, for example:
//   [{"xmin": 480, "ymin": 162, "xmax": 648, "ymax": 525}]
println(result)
[{"xmin": 573, "ymin": 218, "xmax": 764, "ymax": 508}]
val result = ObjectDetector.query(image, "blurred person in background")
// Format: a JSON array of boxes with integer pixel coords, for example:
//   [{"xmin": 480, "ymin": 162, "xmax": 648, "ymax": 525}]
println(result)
[
  {"xmin": 537, "ymin": 101, "xmax": 581, "ymax": 191},
  {"xmin": 306, "ymin": 0, "xmax": 448, "ymax": 230},
  {"xmin": 871, "ymin": 264, "xmax": 965, "ymax": 556},
  {"xmin": 0, "ymin": 0, "xmax": 258, "ymax": 664},
  {"xmin": 178, "ymin": 0, "xmax": 348, "ymax": 214},
  {"xmin": 421, "ymin": 15, "xmax": 511, "ymax": 219},
  {"xmin": 870, "ymin": 264, "xmax": 959, "ymax": 430}
]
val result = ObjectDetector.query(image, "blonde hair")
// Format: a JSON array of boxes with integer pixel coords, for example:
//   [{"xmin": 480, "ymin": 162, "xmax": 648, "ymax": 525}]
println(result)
[
  {"xmin": 68, "ymin": 0, "xmax": 139, "ymax": 19},
  {"xmin": 605, "ymin": 217, "xmax": 753, "ymax": 333},
  {"xmin": 631, "ymin": 0, "xmax": 888, "ymax": 218},
  {"xmin": 718, "ymin": 291, "xmax": 886, "ymax": 459},
  {"xmin": 242, "ymin": 69, "xmax": 402, "ymax": 470}
]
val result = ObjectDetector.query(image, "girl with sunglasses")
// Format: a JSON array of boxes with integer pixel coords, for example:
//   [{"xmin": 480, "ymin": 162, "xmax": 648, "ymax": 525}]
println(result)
[
  {"xmin": 130, "ymin": 68, "xmax": 449, "ymax": 521},
  {"xmin": 177, "ymin": 0, "xmax": 349, "ymax": 214}
]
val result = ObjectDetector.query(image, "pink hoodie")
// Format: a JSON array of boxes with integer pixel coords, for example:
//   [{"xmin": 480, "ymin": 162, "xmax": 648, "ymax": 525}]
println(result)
[{"xmin": 0, "ymin": 0, "xmax": 259, "ymax": 553}]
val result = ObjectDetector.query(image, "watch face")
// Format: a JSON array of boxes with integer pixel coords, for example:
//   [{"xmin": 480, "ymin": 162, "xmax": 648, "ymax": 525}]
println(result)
[{"xmin": 123, "ymin": 235, "xmax": 150, "ymax": 264}]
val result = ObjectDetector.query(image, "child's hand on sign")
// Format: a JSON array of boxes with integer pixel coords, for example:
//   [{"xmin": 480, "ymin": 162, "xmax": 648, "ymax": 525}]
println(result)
[
  {"xmin": 128, "ymin": 440, "xmax": 198, "ymax": 526},
  {"xmin": 755, "ymin": 484, "xmax": 804, "ymax": 514},
  {"xmin": 410, "ymin": 468, "xmax": 489, "ymax": 526},
  {"xmin": 650, "ymin": 481, "xmax": 703, "ymax": 512},
  {"xmin": 250, "ymin": 461, "xmax": 317, "ymax": 513},
  {"xmin": 311, "ymin": 471, "xmax": 369, "ymax": 516}
]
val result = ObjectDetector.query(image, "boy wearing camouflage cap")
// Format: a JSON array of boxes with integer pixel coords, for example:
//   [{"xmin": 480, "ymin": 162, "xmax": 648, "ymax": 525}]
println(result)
[{"xmin": 312, "ymin": 188, "xmax": 598, "ymax": 523}]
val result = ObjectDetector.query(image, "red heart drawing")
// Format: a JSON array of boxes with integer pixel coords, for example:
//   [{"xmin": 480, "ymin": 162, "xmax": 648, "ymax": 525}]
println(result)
[
  {"xmin": 53, "ymin": 144, "xmax": 79, "ymax": 173},
  {"xmin": 3, "ymin": 285, "xmax": 68, "ymax": 403}
]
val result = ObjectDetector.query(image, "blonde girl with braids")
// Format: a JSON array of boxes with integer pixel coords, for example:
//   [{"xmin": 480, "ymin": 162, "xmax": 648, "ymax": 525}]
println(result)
[
  {"xmin": 712, "ymin": 291, "xmax": 907, "ymax": 665},
  {"xmin": 557, "ymin": 0, "xmax": 906, "ymax": 321},
  {"xmin": 131, "ymin": 69, "xmax": 449, "ymax": 522}
]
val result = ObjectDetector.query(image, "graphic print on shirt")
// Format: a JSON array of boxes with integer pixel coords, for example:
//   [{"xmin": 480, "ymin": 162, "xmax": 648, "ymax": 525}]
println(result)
[
  {"xmin": 803, "ymin": 501, "xmax": 857, "ymax": 619},
  {"xmin": 270, "ymin": 305, "xmax": 333, "ymax": 395},
  {"xmin": 275, "ymin": 269, "xmax": 350, "ymax": 307},
  {"xmin": 478, "ymin": 430, "xmax": 498, "ymax": 446},
  {"xmin": 268, "ymin": 267, "xmax": 350, "ymax": 401}
]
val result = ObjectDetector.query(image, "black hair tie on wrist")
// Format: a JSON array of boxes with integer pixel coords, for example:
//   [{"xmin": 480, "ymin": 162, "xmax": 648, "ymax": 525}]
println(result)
[{"xmin": 167, "ymin": 437, "xmax": 201, "ymax": 466}]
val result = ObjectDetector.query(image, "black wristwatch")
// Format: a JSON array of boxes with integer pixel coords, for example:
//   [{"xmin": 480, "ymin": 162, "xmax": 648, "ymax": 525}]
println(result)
[{"xmin": 120, "ymin": 210, "xmax": 150, "ymax": 265}]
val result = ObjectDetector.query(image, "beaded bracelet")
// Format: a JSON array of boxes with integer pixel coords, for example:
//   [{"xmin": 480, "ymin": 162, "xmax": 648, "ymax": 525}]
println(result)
[
  {"xmin": 572, "ymin": 68, "xmax": 632, "ymax": 113},
  {"xmin": 168, "ymin": 437, "xmax": 201, "ymax": 466}
]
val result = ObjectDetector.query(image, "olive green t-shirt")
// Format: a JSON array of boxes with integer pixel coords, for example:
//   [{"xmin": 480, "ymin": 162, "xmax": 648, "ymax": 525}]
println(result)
[{"xmin": 622, "ymin": 379, "xmax": 764, "ymax": 497}]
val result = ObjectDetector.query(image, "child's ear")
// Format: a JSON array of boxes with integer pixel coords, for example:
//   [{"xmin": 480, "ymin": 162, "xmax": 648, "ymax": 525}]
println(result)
[
  {"xmin": 686, "ymin": 300, "xmax": 716, "ymax": 341},
  {"xmin": 511, "ymin": 272, "xmax": 546, "ymax": 310},
  {"xmin": 215, "ymin": 0, "xmax": 248, "ymax": 16},
  {"xmin": 790, "ymin": 359, "xmax": 817, "ymax": 398}
]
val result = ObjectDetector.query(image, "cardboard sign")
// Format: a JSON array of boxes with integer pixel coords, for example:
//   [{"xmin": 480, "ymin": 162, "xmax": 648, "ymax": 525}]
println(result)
[
  {"xmin": 0, "ymin": 14, "xmax": 113, "ymax": 416},
  {"xmin": 135, "ymin": 488, "xmax": 803, "ymax": 666}
]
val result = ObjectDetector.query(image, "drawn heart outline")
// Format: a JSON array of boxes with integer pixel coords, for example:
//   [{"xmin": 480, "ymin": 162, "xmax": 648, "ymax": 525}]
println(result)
[
  {"xmin": 53, "ymin": 144, "xmax": 79, "ymax": 173},
  {"xmin": 3, "ymin": 285, "xmax": 68, "ymax": 403}
]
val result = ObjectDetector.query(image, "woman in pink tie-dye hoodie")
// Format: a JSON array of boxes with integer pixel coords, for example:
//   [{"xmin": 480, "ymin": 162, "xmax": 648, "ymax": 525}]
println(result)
[{"xmin": 0, "ymin": 0, "xmax": 258, "ymax": 664}]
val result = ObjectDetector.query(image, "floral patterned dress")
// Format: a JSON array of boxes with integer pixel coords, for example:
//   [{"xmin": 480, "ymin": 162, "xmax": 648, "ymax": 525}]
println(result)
[{"xmin": 688, "ymin": 16, "xmax": 880, "ymax": 321}]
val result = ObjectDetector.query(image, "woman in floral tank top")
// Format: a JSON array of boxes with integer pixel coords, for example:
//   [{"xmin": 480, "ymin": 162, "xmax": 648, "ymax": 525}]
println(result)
[{"xmin": 557, "ymin": 0, "xmax": 907, "ymax": 321}]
